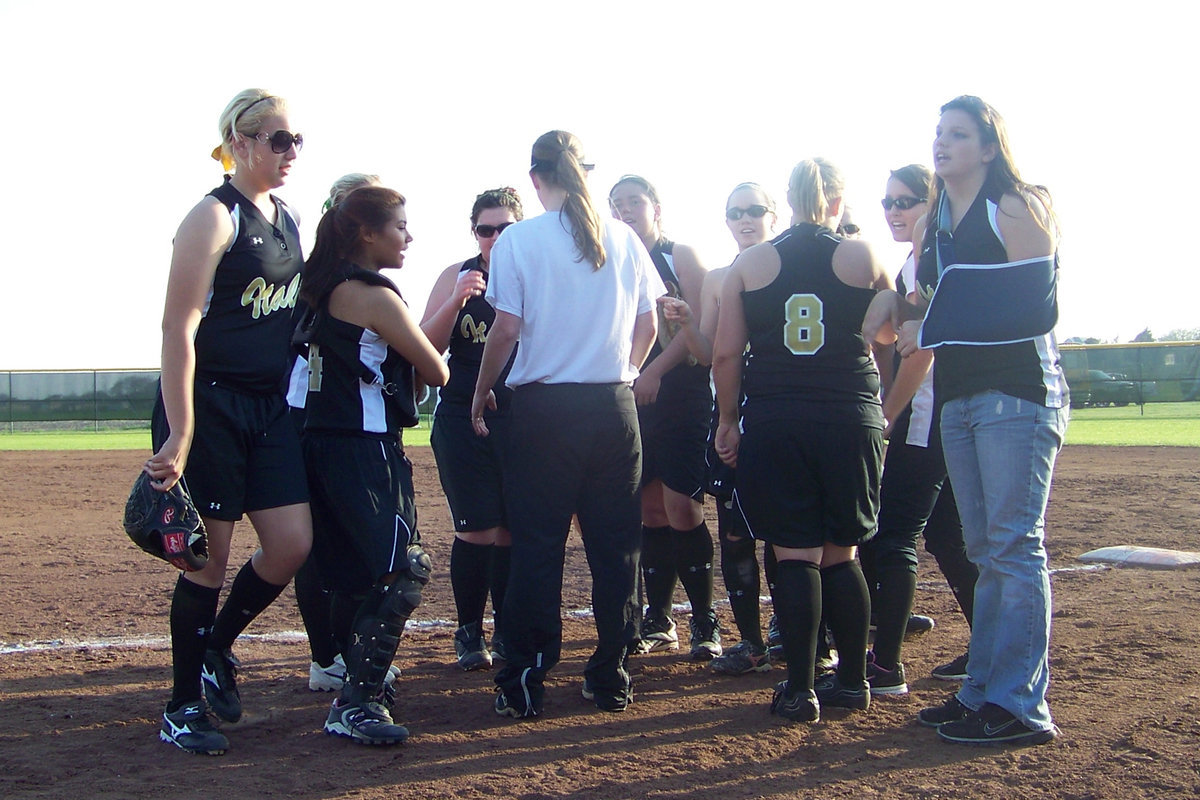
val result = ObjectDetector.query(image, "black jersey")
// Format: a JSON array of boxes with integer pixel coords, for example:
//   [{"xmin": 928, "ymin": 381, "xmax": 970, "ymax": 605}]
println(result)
[
  {"xmin": 298, "ymin": 269, "xmax": 418, "ymax": 437},
  {"xmin": 193, "ymin": 177, "xmax": 303, "ymax": 395},
  {"xmin": 437, "ymin": 256, "xmax": 515, "ymax": 416},
  {"xmin": 740, "ymin": 223, "xmax": 882, "ymax": 427},
  {"xmin": 915, "ymin": 188, "xmax": 1068, "ymax": 407},
  {"xmin": 647, "ymin": 239, "xmax": 709, "ymax": 396}
]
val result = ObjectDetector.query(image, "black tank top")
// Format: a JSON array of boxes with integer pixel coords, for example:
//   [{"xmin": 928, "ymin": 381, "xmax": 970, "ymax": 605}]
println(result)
[
  {"xmin": 647, "ymin": 239, "xmax": 709, "ymax": 398},
  {"xmin": 438, "ymin": 256, "xmax": 515, "ymax": 416},
  {"xmin": 916, "ymin": 188, "xmax": 1067, "ymax": 406},
  {"xmin": 194, "ymin": 177, "xmax": 303, "ymax": 394},
  {"xmin": 741, "ymin": 224, "xmax": 882, "ymax": 427},
  {"xmin": 297, "ymin": 269, "xmax": 418, "ymax": 436}
]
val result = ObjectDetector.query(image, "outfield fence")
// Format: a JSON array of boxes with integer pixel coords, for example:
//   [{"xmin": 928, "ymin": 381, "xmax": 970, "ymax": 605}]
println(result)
[
  {"xmin": 2, "ymin": 343, "xmax": 1198, "ymax": 430},
  {"xmin": 0, "ymin": 369, "xmax": 438, "ymax": 432}
]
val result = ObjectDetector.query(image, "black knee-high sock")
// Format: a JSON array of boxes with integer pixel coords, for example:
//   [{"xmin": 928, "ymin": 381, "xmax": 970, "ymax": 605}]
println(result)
[
  {"xmin": 858, "ymin": 540, "xmax": 880, "ymax": 611},
  {"xmin": 872, "ymin": 565, "xmax": 916, "ymax": 670},
  {"xmin": 771, "ymin": 559, "xmax": 821, "ymax": 694},
  {"xmin": 209, "ymin": 560, "xmax": 288, "ymax": 652},
  {"xmin": 450, "ymin": 538, "xmax": 491, "ymax": 628},
  {"xmin": 294, "ymin": 556, "xmax": 337, "ymax": 665},
  {"xmin": 489, "ymin": 544, "xmax": 511, "ymax": 635},
  {"xmin": 674, "ymin": 522, "xmax": 714, "ymax": 614},
  {"xmin": 330, "ymin": 591, "xmax": 361, "ymax": 659},
  {"xmin": 764, "ymin": 545, "xmax": 778, "ymax": 591},
  {"xmin": 169, "ymin": 575, "xmax": 220, "ymax": 709},
  {"xmin": 822, "ymin": 560, "xmax": 871, "ymax": 685},
  {"xmin": 719, "ymin": 527, "xmax": 763, "ymax": 646},
  {"xmin": 641, "ymin": 525, "xmax": 677, "ymax": 619}
]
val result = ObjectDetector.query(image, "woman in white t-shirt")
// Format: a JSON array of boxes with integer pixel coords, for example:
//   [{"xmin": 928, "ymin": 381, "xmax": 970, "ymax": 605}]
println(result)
[{"xmin": 470, "ymin": 130, "xmax": 664, "ymax": 719}]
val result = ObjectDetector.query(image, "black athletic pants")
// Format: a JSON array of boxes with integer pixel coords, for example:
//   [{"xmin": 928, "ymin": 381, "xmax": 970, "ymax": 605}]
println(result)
[{"xmin": 495, "ymin": 383, "xmax": 642, "ymax": 711}]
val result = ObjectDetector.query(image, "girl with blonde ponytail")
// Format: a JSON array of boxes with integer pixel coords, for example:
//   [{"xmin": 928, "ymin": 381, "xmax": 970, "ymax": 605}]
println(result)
[{"xmin": 469, "ymin": 130, "xmax": 666, "ymax": 719}]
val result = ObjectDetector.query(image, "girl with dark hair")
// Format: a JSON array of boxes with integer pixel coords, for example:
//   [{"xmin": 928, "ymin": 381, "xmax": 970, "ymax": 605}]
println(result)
[
  {"xmin": 713, "ymin": 158, "xmax": 892, "ymax": 724},
  {"xmin": 422, "ymin": 187, "xmax": 525, "ymax": 671},
  {"xmin": 862, "ymin": 164, "xmax": 978, "ymax": 697},
  {"xmin": 296, "ymin": 185, "xmax": 448, "ymax": 745},
  {"xmin": 608, "ymin": 174, "xmax": 719, "ymax": 660},
  {"xmin": 470, "ymin": 130, "xmax": 664, "ymax": 718},
  {"xmin": 867, "ymin": 96, "xmax": 1067, "ymax": 745},
  {"xmin": 145, "ymin": 89, "xmax": 311, "ymax": 756}
]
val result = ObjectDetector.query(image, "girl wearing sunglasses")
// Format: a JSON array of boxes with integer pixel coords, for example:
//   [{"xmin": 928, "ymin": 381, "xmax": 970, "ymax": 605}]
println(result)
[
  {"xmin": 421, "ymin": 188, "xmax": 525, "ymax": 672},
  {"xmin": 469, "ymin": 131, "xmax": 663, "ymax": 718},
  {"xmin": 608, "ymin": 175, "xmax": 720, "ymax": 661},
  {"xmin": 296, "ymin": 185, "xmax": 449, "ymax": 745},
  {"xmin": 145, "ymin": 89, "xmax": 311, "ymax": 755},
  {"xmin": 660, "ymin": 182, "xmax": 781, "ymax": 677},
  {"xmin": 713, "ymin": 158, "xmax": 893, "ymax": 723},
  {"xmin": 860, "ymin": 164, "xmax": 979, "ymax": 699},
  {"xmin": 866, "ymin": 96, "xmax": 1067, "ymax": 746}
]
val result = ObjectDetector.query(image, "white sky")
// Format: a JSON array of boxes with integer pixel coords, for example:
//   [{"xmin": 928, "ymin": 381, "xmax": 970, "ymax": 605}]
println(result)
[{"xmin": 0, "ymin": 1, "xmax": 1195, "ymax": 370}]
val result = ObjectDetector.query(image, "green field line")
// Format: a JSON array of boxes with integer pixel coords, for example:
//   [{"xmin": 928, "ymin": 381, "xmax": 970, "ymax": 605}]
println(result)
[{"xmin": 2, "ymin": 404, "xmax": 1197, "ymax": 450}]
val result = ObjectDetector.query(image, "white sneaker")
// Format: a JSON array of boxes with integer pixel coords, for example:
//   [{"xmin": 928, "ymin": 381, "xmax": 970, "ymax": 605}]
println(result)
[{"xmin": 310, "ymin": 654, "xmax": 401, "ymax": 692}]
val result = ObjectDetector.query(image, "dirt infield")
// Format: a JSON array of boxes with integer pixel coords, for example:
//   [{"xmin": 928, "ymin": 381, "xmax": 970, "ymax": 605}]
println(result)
[{"xmin": 1, "ymin": 446, "xmax": 1198, "ymax": 799}]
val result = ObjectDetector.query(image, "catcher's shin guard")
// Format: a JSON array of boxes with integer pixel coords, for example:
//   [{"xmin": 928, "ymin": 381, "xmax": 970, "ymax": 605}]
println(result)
[{"xmin": 343, "ymin": 546, "xmax": 431, "ymax": 705}]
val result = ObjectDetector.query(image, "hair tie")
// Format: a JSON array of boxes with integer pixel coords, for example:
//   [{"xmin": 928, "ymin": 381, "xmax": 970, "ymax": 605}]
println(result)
[{"xmin": 210, "ymin": 145, "xmax": 235, "ymax": 172}]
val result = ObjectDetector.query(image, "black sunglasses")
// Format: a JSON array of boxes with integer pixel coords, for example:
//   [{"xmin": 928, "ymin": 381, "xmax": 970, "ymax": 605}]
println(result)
[
  {"xmin": 881, "ymin": 196, "xmax": 926, "ymax": 211},
  {"xmin": 254, "ymin": 130, "xmax": 304, "ymax": 154},
  {"xmin": 726, "ymin": 204, "xmax": 770, "ymax": 221},
  {"xmin": 838, "ymin": 223, "xmax": 861, "ymax": 236},
  {"xmin": 474, "ymin": 222, "xmax": 514, "ymax": 238}
]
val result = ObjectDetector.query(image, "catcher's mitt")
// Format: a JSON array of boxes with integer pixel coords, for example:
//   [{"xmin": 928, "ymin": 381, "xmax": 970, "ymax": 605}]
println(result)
[{"xmin": 123, "ymin": 472, "xmax": 209, "ymax": 571}]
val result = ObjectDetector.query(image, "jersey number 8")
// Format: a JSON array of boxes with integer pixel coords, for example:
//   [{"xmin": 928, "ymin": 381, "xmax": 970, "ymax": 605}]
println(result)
[{"xmin": 784, "ymin": 293, "xmax": 825, "ymax": 356}]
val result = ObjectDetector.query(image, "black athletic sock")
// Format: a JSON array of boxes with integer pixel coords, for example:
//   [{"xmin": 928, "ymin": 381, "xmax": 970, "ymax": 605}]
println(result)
[
  {"xmin": 209, "ymin": 560, "xmax": 288, "ymax": 652},
  {"xmin": 771, "ymin": 559, "xmax": 821, "ymax": 694},
  {"xmin": 858, "ymin": 539, "xmax": 880, "ymax": 610},
  {"xmin": 641, "ymin": 525, "xmax": 677, "ymax": 619},
  {"xmin": 763, "ymin": 545, "xmax": 778, "ymax": 591},
  {"xmin": 489, "ymin": 544, "xmax": 511, "ymax": 636},
  {"xmin": 169, "ymin": 575, "xmax": 219, "ymax": 709},
  {"xmin": 330, "ymin": 591, "xmax": 361, "ymax": 659},
  {"xmin": 872, "ymin": 565, "xmax": 916, "ymax": 669},
  {"xmin": 822, "ymin": 560, "xmax": 871, "ymax": 685},
  {"xmin": 674, "ymin": 522, "xmax": 714, "ymax": 614},
  {"xmin": 294, "ymin": 556, "xmax": 337, "ymax": 665},
  {"xmin": 450, "ymin": 538, "xmax": 491, "ymax": 628},
  {"xmin": 719, "ymin": 528, "xmax": 763, "ymax": 646},
  {"xmin": 930, "ymin": 550, "xmax": 979, "ymax": 629}
]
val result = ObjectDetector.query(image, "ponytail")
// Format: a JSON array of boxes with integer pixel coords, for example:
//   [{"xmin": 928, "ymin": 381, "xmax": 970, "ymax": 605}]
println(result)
[
  {"xmin": 531, "ymin": 130, "xmax": 606, "ymax": 270},
  {"xmin": 787, "ymin": 157, "xmax": 845, "ymax": 227},
  {"xmin": 302, "ymin": 186, "xmax": 406, "ymax": 305}
]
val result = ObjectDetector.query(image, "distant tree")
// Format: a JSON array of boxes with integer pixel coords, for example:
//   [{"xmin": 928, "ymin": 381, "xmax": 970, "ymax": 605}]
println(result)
[
  {"xmin": 1084, "ymin": 337, "xmax": 1101, "ymax": 344},
  {"xmin": 1132, "ymin": 328, "xmax": 1154, "ymax": 343},
  {"xmin": 1160, "ymin": 328, "xmax": 1200, "ymax": 342}
]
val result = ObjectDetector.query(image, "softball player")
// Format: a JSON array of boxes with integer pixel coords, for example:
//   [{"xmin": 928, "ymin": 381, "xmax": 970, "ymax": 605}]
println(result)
[
  {"xmin": 297, "ymin": 185, "xmax": 449, "ymax": 745},
  {"xmin": 713, "ymin": 158, "xmax": 892, "ymax": 723},
  {"xmin": 422, "ymin": 187, "xmax": 524, "ymax": 671},
  {"xmin": 145, "ymin": 90, "xmax": 312, "ymax": 755},
  {"xmin": 660, "ymin": 182, "xmax": 781, "ymax": 675},
  {"xmin": 609, "ymin": 175, "xmax": 719, "ymax": 660},
  {"xmin": 470, "ymin": 130, "xmax": 664, "ymax": 718}
]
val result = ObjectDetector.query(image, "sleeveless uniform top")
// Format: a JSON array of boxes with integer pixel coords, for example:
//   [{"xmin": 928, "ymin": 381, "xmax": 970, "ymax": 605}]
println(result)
[
  {"xmin": 437, "ymin": 255, "xmax": 516, "ymax": 417},
  {"xmin": 648, "ymin": 239, "xmax": 709, "ymax": 399},
  {"xmin": 194, "ymin": 177, "xmax": 303, "ymax": 395},
  {"xmin": 741, "ymin": 223, "xmax": 882, "ymax": 427},
  {"xmin": 894, "ymin": 253, "xmax": 936, "ymax": 447},
  {"xmin": 915, "ymin": 188, "xmax": 1067, "ymax": 407},
  {"xmin": 298, "ymin": 268, "xmax": 418, "ymax": 437}
]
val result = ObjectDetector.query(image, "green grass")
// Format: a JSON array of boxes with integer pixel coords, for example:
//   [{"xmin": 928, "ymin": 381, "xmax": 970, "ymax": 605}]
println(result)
[
  {"xmin": 1064, "ymin": 402, "xmax": 1200, "ymax": 446},
  {"xmin": 2, "ymin": 406, "xmax": 1197, "ymax": 450},
  {"xmin": 0, "ymin": 421, "xmax": 434, "ymax": 451}
]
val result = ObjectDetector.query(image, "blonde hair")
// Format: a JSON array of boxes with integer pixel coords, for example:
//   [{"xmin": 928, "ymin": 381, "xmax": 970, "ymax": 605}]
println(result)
[
  {"xmin": 530, "ymin": 131, "xmax": 605, "ymax": 269},
  {"xmin": 787, "ymin": 158, "xmax": 844, "ymax": 226},
  {"xmin": 210, "ymin": 89, "xmax": 287, "ymax": 172},
  {"xmin": 323, "ymin": 173, "xmax": 381, "ymax": 213}
]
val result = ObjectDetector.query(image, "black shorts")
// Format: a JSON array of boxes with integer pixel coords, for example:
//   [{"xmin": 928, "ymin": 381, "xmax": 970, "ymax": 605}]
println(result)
[
  {"xmin": 151, "ymin": 381, "xmax": 308, "ymax": 521},
  {"xmin": 733, "ymin": 416, "xmax": 882, "ymax": 550},
  {"xmin": 303, "ymin": 433, "xmax": 419, "ymax": 594},
  {"xmin": 638, "ymin": 372, "xmax": 711, "ymax": 500},
  {"xmin": 705, "ymin": 404, "xmax": 736, "ymax": 498},
  {"xmin": 430, "ymin": 410, "xmax": 509, "ymax": 532}
]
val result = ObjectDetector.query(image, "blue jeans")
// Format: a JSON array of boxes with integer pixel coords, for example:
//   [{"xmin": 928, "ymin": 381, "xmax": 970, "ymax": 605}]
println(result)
[{"xmin": 940, "ymin": 391, "xmax": 1067, "ymax": 731}]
